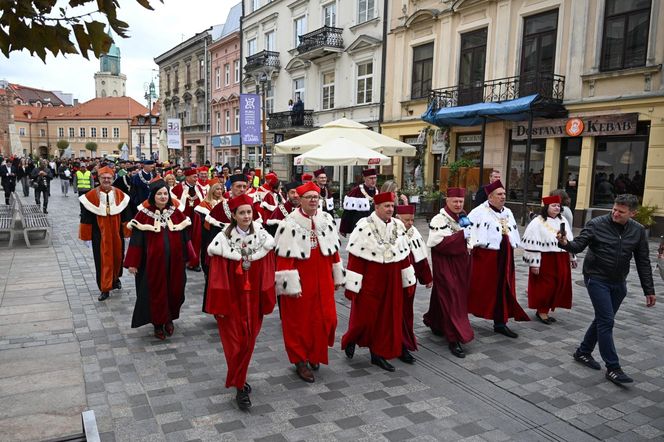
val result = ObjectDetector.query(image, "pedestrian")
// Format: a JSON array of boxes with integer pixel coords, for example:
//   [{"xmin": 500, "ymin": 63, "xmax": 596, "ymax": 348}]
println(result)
[
  {"xmin": 258, "ymin": 172, "xmax": 282, "ymax": 222},
  {"xmin": 467, "ymin": 179, "xmax": 529, "ymax": 338},
  {"xmin": 341, "ymin": 191, "xmax": 417, "ymax": 372},
  {"xmin": 58, "ymin": 162, "xmax": 71, "ymax": 197},
  {"xmin": 425, "ymin": 187, "xmax": 475, "ymax": 358},
  {"xmin": 17, "ymin": 158, "xmax": 31, "ymax": 197},
  {"xmin": 339, "ymin": 168, "xmax": 378, "ymax": 236},
  {"xmin": 30, "ymin": 160, "xmax": 53, "ymax": 214},
  {"xmin": 124, "ymin": 179, "xmax": 194, "ymax": 340},
  {"xmin": 395, "ymin": 204, "xmax": 433, "ymax": 364},
  {"xmin": 130, "ymin": 160, "xmax": 157, "ymax": 207},
  {"xmin": 172, "ymin": 168, "xmax": 205, "ymax": 272},
  {"xmin": 266, "ymin": 181, "xmax": 300, "ymax": 236},
  {"xmin": 473, "ymin": 169, "xmax": 501, "ymax": 208},
  {"xmin": 381, "ymin": 180, "xmax": 410, "ymax": 205},
  {"xmin": 522, "ymin": 195, "xmax": 576, "ymax": 324},
  {"xmin": 313, "ymin": 168, "xmax": 335, "ymax": 217},
  {"xmin": 79, "ymin": 166, "xmax": 133, "ymax": 301},
  {"xmin": 274, "ymin": 181, "xmax": 345, "ymax": 383},
  {"xmin": 205, "ymin": 194, "xmax": 276, "ymax": 410},
  {"xmin": 558, "ymin": 194, "xmax": 656, "ymax": 385},
  {"xmin": 0, "ymin": 156, "xmax": 17, "ymax": 205}
]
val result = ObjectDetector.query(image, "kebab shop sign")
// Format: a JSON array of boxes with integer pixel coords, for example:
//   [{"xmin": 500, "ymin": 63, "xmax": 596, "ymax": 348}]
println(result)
[{"xmin": 512, "ymin": 113, "xmax": 638, "ymax": 140}]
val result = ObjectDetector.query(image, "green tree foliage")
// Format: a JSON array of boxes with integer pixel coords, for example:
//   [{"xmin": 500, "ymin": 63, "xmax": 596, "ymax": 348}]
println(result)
[
  {"xmin": 0, "ymin": 0, "xmax": 161, "ymax": 61},
  {"xmin": 85, "ymin": 141, "xmax": 97, "ymax": 152},
  {"xmin": 56, "ymin": 139, "xmax": 69, "ymax": 152}
]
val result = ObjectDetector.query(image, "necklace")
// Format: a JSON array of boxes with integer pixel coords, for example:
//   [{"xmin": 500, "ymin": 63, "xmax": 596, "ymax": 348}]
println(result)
[
  {"xmin": 359, "ymin": 184, "xmax": 374, "ymax": 203},
  {"xmin": 278, "ymin": 203, "xmax": 290, "ymax": 217},
  {"xmin": 222, "ymin": 200, "xmax": 231, "ymax": 220},
  {"xmin": 367, "ymin": 216, "xmax": 399, "ymax": 260},
  {"xmin": 142, "ymin": 207, "xmax": 176, "ymax": 226},
  {"xmin": 538, "ymin": 217, "xmax": 561, "ymax": 238},
  {"xmin": 228, "ymin": 230, "xmax": 268, "ymax": 270},
  {"xmin": 485, "ymin": 206, "xmax": 510, "ymax": 235},
  {"xmin": 138, "ymin": 171, "xmax": 153, "ymax": 185}
]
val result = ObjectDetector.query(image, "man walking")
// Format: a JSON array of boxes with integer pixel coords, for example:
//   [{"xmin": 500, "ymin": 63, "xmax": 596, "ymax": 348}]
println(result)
[
  {"xmin": 31, "ymin": 160, "xmax": 53, "ymax": 214},
  {"xmin": 558, "ymin": 194, "xmax": 656, "ymax": 385},
  {"xmin": 473, "ymin": 169, "xmax": 501, "ymax": 208},
  {"xmin": 0, "ymin": 157, "xmax": 17, "ymax": 205},
  {"xmin": 339, "ymin": 168, "xmax": 377, "ymax": 236}
]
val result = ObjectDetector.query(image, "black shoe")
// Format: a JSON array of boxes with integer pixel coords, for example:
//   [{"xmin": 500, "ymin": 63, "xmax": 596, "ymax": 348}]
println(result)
[
  {"xmin": 187, "ymin": 265, "xmax": 202, "ymax": 272},
  {"xmin": 430, "ymin": 328, "xmax": 444, "ymax": 337},
  {"xmin": 548, "ymin": 316, "xmax": 557, "ymax": 323},
  {"xmin": 573, "ymin": 351, "xmax": 601, "ymax": 370},
  {"xmin": 494, "ymin": 325, "xmax": 518, "ymax": 338},
  {"xmin": 243, "ymin": 383, "xmax": 252, "ymax": 393},
  {"xmin": 370, "ymin": 354, "xmax": 395, "ymax": 372},
  {"xmin": 43, "ymin": 209, "xmax": 48, "ymax": 214},
  {"xmin": 113, "ymin": 280, "xmax": 122, "ymax": 290},
  {"xmin": 344, "ymin": 342, "xmax": 355, "ymax": 359},
  {"xmin": 98, "ymin": 292, "xmax": 109, "ymax": 301},
  {"xmin": 449, "ymin": 342, "xmax": 466, "ymax": 358},
  {"xmin": 606, "ymin": 368, "xmax": 633, "ymax": 385},
  {"xmin": 236, "ymin": 387, "xmax": 252, "ymax": 411},
  {"xmin": 535, "ymin": 312, "xmax": 552, "ymax": 325},
  {"xmin": 398, "ymin": 348, "xmax": 416, "ymax": 364}
]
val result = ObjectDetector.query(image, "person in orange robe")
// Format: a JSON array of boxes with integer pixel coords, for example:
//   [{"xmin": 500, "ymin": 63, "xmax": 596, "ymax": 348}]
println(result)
[
  {"xmin": 204, "ymin": 194, "xmax": 276, "ymax": 411},
  {"xmin": 172, "ymin": 168, "xmax": 205, "ymax": 271},
  {"xmin": 341, "ymin": 192, "xmax": 418, "ymax": 372},
  {"xmin": 274, "ymin": 182, "xmax": 345, "ymax": 383},
  {"xmin": 79, "ymin": 166, "xmax": 133, "ymax": 302}
]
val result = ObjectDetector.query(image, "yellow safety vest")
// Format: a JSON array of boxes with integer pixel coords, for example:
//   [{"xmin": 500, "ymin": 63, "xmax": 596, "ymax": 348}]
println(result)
[{"xmin": 76, "ymin": 170, "xmax": 92, "ymax": 190}]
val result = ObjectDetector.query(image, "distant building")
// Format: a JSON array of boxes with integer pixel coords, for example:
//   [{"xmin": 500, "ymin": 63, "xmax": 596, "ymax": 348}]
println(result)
[
  {"xmin": 1, "ymin": 81, "xmax": 68, "ymax": 107},
  {"xmin": 94, "ymin": 35, "xmax": 127, "ymax": 98}
]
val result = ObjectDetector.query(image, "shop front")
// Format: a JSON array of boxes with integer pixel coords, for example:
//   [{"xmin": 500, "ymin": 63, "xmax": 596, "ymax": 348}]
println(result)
[{"xmin": 212, "ymin": 133, "xmax": 241, "ymax": 167}]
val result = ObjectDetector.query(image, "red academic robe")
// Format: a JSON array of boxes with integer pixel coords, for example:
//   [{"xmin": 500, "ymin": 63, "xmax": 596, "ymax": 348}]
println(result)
[
  {"xmin": 402, "ymin": 254, "xmax": 432, "ymax": 351},
  {"xmin": 172, "ymin": 182, "xmax": 203, "ymax": 267},
  {"xmin": 528, "ymin": 252, "xmax": 573, "ymax": 312}
]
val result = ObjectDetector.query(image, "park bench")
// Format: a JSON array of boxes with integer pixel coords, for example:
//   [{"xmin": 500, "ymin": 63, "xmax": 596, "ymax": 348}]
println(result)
[
  {"xmin": 0, "ymin": 192, "xmax": 17, "ymax": 248},
  {"xmin": 14, "ymin": 195, "xmax": 52, "ymax": 248}
]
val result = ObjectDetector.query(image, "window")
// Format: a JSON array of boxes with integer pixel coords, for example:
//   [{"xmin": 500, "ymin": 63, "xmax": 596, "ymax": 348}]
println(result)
[
  {"xmin": 601, "ymin": 0, "xmax": 651, "ymax": 71},
  {"xmin": 199, "ymin": 59, "xmax": 205, "ymax": 80},
  {"xmin": 80, "ymin": 127, "xmax": 86, "ymax": 137},
  {"xmin": 293, "ymin": 77, "xmax": 305, "ymax": 103},
  {"xmin": 356, "ymin": 61, "xmax": 373, "ymax": 104},
  {"xmin": 101, "ymin": 127, "xmax": 108, "ymax": 138},
  {"xmin": 90, "ymin": 127, "xmax": 97, "ymax": 137},
  {"xmin": 557, "ymin": 138, "xmax": 582, "ymax": 210},
  {"xmin": 458, "ymin": 28, "xmax": 487, "ymax": 105},
  {"xmin": 139, "ymin": 134, "xmax": 145, "ymax": 145},
  {"xmin": 174, "ymin": 70, "xmax": 179, "ymax": 88},
  {"xmin": 248, "ymin": 38, "xmax": 257, "ymax": 56},
  {"xmin": 507, "ymin": 138, "xmax": 547, "ymax": 203},
  {"xmin": 265, "ymin": 31, "xmax": 275, "ymax": 51},
  {"xmin": 520, "ymin": 10, "xmax": 558, "ymax": 97},
  {"xmin": 215, "ymin": 112, "xmax": 221, "ymax": 134},
  {"xmin": 265, "ymin": 80, "xmax": 274, "ymax": 115},
  {"xmin": 185, "ymin": 63, "xmax": 191, "ymax": 85},
  {"xmin": 323, "ymin": 2, "xmax": 337, "ymax": 27},
  {"xmin": 19, "ymin": 127, "xmax": 25, "ymax": 136},
  {"xmin": 225, "ymin": 110, "xmax": 231, "ymax": 133},
  {"xmin": 113, "ymin": 127, "xmax": 120, "ymax": 138},
  {"xmin": 294, "ymin": 16, "xmax": 307, "ymax": 47},
  {"xmin": 215, "ymin": 67, "xmax": 221, "ymax": 89},
  {"xmin": 58, "ymin": 127, "xmax": 64, "ymax": 137},
  {"xmin": 411, "ymin": 42, "xmax": 434, "ymax": 99},
  {"xmin": 234, "ymin": 107, "xmax": 240, "ymax": 131},
  {"xmin": 322, "ymin": 72, "xmax": 335, "ymax": 110},
  {"xmin": 357, "ymin": 0, "xmax": 375, "ymax": 24},
  {"xmin": 224, "ymin": 63, "xmax": 230, "ymax": 86},
  {"xmin": 251, "ymin": 0, "xmax": 259, "ymax": 12},
  {"xmin": 455, "ymin": 133, "xmax": 482, "ymax": 166},
  {"xmin": 68, "ymin": 127, "xmax": 75, "ymax": 137},
  {"xmin": 234, "ymin": 60, "xmax": 240, "ymax": 83},
  {"xmin": 166, "ymin": 72, "xmax": 170, "ymax": 90},
  {"xmin": 40, "ymin": 128, "xmax": 46, "ymax": 137}
]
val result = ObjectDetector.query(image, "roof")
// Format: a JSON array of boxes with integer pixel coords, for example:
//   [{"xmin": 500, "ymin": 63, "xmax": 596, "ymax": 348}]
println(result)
[
  {"xmin": 220, "ymin": 3, "xmax": 241, "ymax": 39},
  {"xmin": 14, "ymin": 96, "xmax": 148, "ymax": 122},
  {"xmin": 8, "ymin": 83, "xmax": 67, "ymax": 106}
]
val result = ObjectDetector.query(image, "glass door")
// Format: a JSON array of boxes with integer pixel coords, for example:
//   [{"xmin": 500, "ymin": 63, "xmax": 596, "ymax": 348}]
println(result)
[{"xmin": 558, "ymin": 137, "xmax": 581, "ymax": 210}]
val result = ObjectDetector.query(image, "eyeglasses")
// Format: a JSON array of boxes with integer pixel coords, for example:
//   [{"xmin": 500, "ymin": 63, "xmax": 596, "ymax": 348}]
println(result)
[{"xmin": 301, "ymin": 195, "xmax": 320, "ymax": 200}]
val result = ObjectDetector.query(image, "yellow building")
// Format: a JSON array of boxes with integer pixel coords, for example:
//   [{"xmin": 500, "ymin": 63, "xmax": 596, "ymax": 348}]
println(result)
[{"xmin": 383, "ymin": 0, "xmax": 664, "ymax": 234}]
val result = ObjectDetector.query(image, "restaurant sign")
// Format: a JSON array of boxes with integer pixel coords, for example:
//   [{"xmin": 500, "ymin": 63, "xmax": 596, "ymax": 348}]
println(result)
[{"xmin": 512, "ymin": 113, "xmax": 638, "ymax": 140}]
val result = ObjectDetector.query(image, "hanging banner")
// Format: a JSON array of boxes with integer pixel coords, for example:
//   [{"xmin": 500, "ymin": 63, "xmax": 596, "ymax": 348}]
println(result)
[
  {"xmin": 240, "ymin": 94, "xmax": 261, "ymax": 145},
  {"xmin": 167, "ymin": 118, "xmax": 181, "ymax": 149}
]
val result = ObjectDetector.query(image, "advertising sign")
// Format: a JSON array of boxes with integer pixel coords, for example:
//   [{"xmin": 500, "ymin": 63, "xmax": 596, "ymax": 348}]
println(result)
[
  {"xmin": 167, "ymin": 118, "xmax": 181, "ymax": 149},
  {"xmin": 240, "ymin": 94, "xmax": 261, "ymax": 145}
]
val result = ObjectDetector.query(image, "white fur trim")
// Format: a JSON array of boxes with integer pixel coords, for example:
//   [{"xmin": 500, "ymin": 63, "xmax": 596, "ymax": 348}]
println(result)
[
  {"xmin": 261, "ymin": 200, "xmax": 277, "ymax": 212},
  {"xmin": 346, "ymin": 213, "xmax": 411, "ymax": 264},
  {"xmin": 427, "ymin": 209, "xmax": 470, "ymax": 248},
  {"xmin": 275, "ymin": 270, "xmax": 301, "ymax": 296},
  {"xmin": 128, "ymin": 211, "xmax": 191, "ymax": 232},
  {"xmin": 274, "ymin": 210, "xmax": 340, "ymax": 259},
  {"xmin": 521, "ymin": 215, "xmax": 573, "ymax": 252},
  {"xmin": 343, "ymin": 196, "xmax": 371, "ymax": 211},
  {"xmin": 467, "ymin": 203, "xmax": 520, "ymax": 250},
  {"xmin": 79, "ymin": 188, "xmax": 130, "ymax": 217},
  {"xmin": 401, "ymin": 265, "xmax": 416, "ymax": 288},
  {"xmin": 407, "ymin": 226, "xmax": 428, "ymax": 263},
  {"xmin": 194, "ymin": 205, "xmax": 211, "ymax": 216},
  {"xmin": 522, "ymin": 250, "xmax": 542, "ymax": 268},
  {"xmin": 345, "ymin": 269, "xmax": 363, "ymax": 293},
  {"xmin": 207, "ymin": 221, "xmax": 275, "ymax": 261},
  {"xmin": 205, "ymin": 213, "xmax": 225, "ymax": 228},
  {"xmin": 332, "ymin": 261, "xmax": 345, "ymax": 286}
]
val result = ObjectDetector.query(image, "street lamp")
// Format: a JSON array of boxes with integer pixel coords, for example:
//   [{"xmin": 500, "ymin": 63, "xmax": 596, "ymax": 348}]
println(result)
[
  {"xmin": 251, "ymin": 71, "xmax": 271, "ymax": 174},
  {"xmin": 144, "ymin": 79, "xmax": 157, "ymax": 159}
]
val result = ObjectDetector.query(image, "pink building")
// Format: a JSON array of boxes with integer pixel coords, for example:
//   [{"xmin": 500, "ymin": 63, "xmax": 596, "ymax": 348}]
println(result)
[{"xmin": 209, "ymin": 3, "xmax": 241, "ymax": 168}]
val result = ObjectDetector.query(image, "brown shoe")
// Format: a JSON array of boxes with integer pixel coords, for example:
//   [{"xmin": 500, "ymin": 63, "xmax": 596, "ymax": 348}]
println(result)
[{"xmin": 295, "ymin": 362, "xmax": 314, "ymax": 383}]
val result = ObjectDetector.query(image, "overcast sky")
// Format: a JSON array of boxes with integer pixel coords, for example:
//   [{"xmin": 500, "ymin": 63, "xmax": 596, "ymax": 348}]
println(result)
[{"xmin": 1, "ymin": 0, "xmax": 234, "ymax": 103}]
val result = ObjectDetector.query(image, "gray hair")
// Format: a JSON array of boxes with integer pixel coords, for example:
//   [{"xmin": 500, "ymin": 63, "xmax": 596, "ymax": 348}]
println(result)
[{"xmin": 614, "ymin": 194, "xmax": 639, "ymax": 211}]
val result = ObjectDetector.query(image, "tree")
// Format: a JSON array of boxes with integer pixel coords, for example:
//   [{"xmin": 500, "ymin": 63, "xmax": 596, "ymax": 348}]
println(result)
[
  {"xmin": 56, "ymin": 139, "xmax": 69, "ymax": 153},
  {"xmin": 0, "ymin": 1, "xmax": 161, "ymax": 62},
  {"xmin": 85, "ymin": 141, "xmax": 97, "ymax": 156}
]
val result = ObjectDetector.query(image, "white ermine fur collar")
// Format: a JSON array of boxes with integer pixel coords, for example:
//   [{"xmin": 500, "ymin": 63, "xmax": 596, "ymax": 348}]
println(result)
[
  {"xmin": 522, "ymin": 216, "xmax": 573, "ymax": 252},
  {"xmin": 128, "ymin": 207, "xmax": 191, "ymax": 232},
  {"xmin": 275, "ymin": 209, "xmax": 340, "ymax": 259},
  {"xmin": 406, "ymin": 225, "xmax": 428, "ymax": 263},
  {"xmin": 428, "ymin": 209, "xmax": 470, "ymax": 248},
  {"xmin": 346, "ymin": 212, "xmax": 411, "ymax": 264},
  {"xmin": 207, "ymin": 221, "xmax": 275, "ymax": 261},
  {"xmin": 467, "ymin": 202, "xmax": 520, "ymax": 250},
  {"xmin": 80, "ymin": 188, "xmax": 130, "ymax": 217}
]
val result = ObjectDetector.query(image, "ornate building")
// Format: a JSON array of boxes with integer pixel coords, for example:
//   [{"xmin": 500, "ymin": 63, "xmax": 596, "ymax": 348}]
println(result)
[{"xmin": 94, "ymin": 37, "xmax": 127, "ymax": 98}]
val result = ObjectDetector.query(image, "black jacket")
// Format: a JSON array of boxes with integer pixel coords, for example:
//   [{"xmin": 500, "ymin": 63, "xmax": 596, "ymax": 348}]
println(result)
[{"xmin": 560, "ymin": 214, "xmax": 654, "ymax": 295}]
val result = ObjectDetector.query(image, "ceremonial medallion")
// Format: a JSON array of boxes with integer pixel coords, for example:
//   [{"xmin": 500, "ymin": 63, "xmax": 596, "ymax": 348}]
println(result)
[
  {"xmin": 242, "ymin": 259, "xmax": 251, "ymax": 271},
  {"xmin": 383, "ymin": 248, "xmax": 394, "ymax": 260}
]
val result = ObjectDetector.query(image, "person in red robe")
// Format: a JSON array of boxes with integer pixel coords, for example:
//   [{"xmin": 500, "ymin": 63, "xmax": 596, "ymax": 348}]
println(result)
[
  {"xmin": 467, "ymin": 180, "xmax": 530, "ymax": 338},
  {"xmin": 266, "ymin": 181, "xmax": 300, "ymax": 236},
  {"xmin": 341, "ymin": 192, "xmax": 417, "ymax": 372},
  {"xmin": 172, "ymin": 168, "xmax": 204, "ymax": 271},
  {"xmin": 274, "ymin": 182, "xmax": 345, "ymax": 383},
  {"xmin": 204, "ymin": 194, "xmax": 276, "ymax": 411},
  {"xmin": 424, "ymin": 187, "xmax": 475, "ymax": 357},
  {"xmin": 522, "ymin": 194, "xmax": 576, "ymax": 324},
  {"xmin": 124, "ymin": 180, "xmax": 194, "ymax": 340},
  {"xmin": 79, "ymin": 166, "xmax": 133, "ymax": 301},
  {"xmin": 339, "ymin": 168, "xmax": 377, "ymax": 236},
  {"xmin": 258, "ymin": 172, "xmax": 282, "ymax": 222},
  {"xmin": 394, "ymin": 204, "xmax": 433, "ymax": 363}
]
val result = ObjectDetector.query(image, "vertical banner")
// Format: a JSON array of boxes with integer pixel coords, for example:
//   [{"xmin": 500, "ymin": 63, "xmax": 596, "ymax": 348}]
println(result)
[
  {"xmin": 240, "ymin": 94, "xmax": 261, "ymax": 145},
  {"xmin": 167, "ymin": 118, "xmax": 182, "ymax": 149}
]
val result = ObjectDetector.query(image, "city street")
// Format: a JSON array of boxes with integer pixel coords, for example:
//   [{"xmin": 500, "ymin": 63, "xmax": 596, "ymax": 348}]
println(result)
[{"xmin": 1, "ymin": 181, "xmax": 663, "ymax": 442}]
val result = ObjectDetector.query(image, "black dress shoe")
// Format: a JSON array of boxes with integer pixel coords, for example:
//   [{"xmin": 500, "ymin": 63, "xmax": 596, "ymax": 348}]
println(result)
[
  {"xmin": 398, "ymin": 348, "xmax": 416, "ymax": 364},
  {"xmin": 187, "ymin": 265, "xmax": 202, "ymax": 272},
  {"xmin": 535, "ymin": 312, "xmax": 552, "ymax": 325},
  {"xmin": 370, "ymin": 354, "xmax": 395, "ymax": 372},
  {"xmin": 494, "ymin": 325, "xmax": 518, "ymax": 338},
  {"xmin": 236, "ymin": 387, "xmax": 252, "ymax": 410},
  {"xmin": 344, "ymin": 343, "xmax": 356, "ymax": 359},
  {"xmin": 98, "ymin": 291, "xmax": 110, "ymax": 301},
  {"xmin": 449, "ymin": 342, "xmax": 466, "ymax": 358},
  {"xmin": 113, "ymin": 280, "xmax": 122, "ymax": 290},
  {"xmin": 430, "ymin": 328, "xmax": 444, "ymax": 337},
  {"xmin": 548, "ymin": 316, "xmax": 557, "ymax": 323},
  {"xmin": 243, "ymin": 382, "xmax": 252, "ymax": 393}
]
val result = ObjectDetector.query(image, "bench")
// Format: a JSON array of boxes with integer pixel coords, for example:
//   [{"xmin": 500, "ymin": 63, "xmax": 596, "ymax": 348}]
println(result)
[
  {"xmin": 0, "ymin": 192, "xmax": 17, "ymax": 248},
  {"xmin": 14, "ymin": 195, "xmax": 52, "ymax": 248}
]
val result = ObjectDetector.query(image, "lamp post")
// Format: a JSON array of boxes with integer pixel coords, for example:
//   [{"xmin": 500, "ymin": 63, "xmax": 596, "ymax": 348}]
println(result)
[{"xmin": 145, "ymin": 79, "xmax": 157, "ymax": 159}]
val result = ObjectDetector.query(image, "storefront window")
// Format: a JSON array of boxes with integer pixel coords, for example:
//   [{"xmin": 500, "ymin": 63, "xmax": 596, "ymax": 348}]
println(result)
[
  {"xmin": 591, "ymin": 124, "xmax": 649, "ymax": 207},
  {"xmin": 558, "ymin": 137, "xmax": 581, "ymax": 209},
  {"xmin": 401, "ymin": 136, "xmax": 422, "ymax": 187},
  {"xmin": 507, "ymin": 138, "xmax": 546, "ymax": 203},
  {"xmin": 455, "ymin": 133, "xmax": 482, "ymax": 165}
]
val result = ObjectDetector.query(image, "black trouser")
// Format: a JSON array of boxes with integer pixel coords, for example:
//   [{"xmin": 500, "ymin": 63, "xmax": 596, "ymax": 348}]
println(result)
[
  {"xmin": 78, "ymin": 189, "xmax": 90, "ymax": 217},
  {"xmin": 35, "ymin": 187, "xmax": 49, "ymax": 210},
  {"xmin": 3, "ymin": 186, "xmax": 14, "ymax": 204}
]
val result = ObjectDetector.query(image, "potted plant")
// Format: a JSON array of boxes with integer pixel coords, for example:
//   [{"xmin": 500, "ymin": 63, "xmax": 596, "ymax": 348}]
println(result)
[{"xmin": 634, "ymin": 203, "xmax": 658, "ymax": 236}]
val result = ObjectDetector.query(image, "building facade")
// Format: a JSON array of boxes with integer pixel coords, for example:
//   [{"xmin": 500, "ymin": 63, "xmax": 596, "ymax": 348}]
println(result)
[
  {"xmin": 383, "ymin": 0, "xmax": 663, "ymax": 233},
  {"xmin": 94, "ymin": 41, "xmax": 127, "ymax": 98}
]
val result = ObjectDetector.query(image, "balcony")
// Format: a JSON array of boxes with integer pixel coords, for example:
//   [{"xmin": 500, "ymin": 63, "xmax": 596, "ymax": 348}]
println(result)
[
  {"xmin": 267, "ymin": 110, "xmax": 314, "ymax": 131},
  {"xmin": 428, "ymin": 73, "xmax": 565, "ymax": 113},
  {"xmin": 296, "ymin": 26, "xmax": 344, "ymax": 61},
  {"xmin": 244, "ymin": 50, "xmax": 280, "ymax": 75}
]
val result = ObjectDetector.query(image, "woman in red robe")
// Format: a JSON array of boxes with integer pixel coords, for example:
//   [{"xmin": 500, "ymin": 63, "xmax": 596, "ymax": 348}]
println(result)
[
  {"xmin": 124, "ymin": 180, "xmax": 194, "ymax": 340},
  {"xmin": 204, "ymin": 194, "xmax": 276, "ymax": 411}
]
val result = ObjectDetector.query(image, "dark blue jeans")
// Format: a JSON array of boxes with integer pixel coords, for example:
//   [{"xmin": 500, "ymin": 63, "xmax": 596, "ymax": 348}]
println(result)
[{"xmin": 578, "ymin": 276, "xmax": 627, "ymax": 369}]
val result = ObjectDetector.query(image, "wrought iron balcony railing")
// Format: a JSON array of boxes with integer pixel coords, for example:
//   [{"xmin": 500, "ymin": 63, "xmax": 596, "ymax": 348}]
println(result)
[
  {"xmin": 297, "ymin": 26, "xmax": 344, "ymax": 56},
  {"xmin": 428, "ymin": 73, "xmax": 565, "ymax": 112},
  {"xmin": 267, "ymin": 110, "xmax": 314, "ymax": 130},
  {"xmin": 244, "ymin": 50, "xmax": 280, "ymax": 73}
]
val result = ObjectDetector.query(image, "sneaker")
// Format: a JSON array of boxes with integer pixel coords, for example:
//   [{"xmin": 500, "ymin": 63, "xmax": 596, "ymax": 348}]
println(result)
[
  {"xmin": 573, "ymin": 351, "xmax": 601, "ymax": 370},
  {"xmin": 606, "ymin": 368, "xmax": 633, "ymax": 385}
]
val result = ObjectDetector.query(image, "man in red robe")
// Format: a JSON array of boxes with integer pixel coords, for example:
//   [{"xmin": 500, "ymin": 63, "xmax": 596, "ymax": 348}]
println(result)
[
  {"xmin": 424, "ymin": 187, "xmax": 475, "ymax": 357},
  {"xmin": 274, "ymin": 182, "xmax": 345, "ymax": 382},
  {"xmin": 172, "ymin": 168, "xmax": 204, "ymax": 271},
  {"xmin": 266, "ymin": 181, "xmax": 300, "ymax": 236},
  {"xmin": 339, "ymin": 168, "xmax": 377, "ymax": 236},
  {"xmin": 467, "ymin": 180, "xmax": 529, "ymax": 338},
  {"xmin": 259, "ymin": 172, "xmax": 282, "ymax": 222},
  {"xmin": 341, "ymin": 192, "xmax": 417, "ymax": 372},
  {"xmin": 79, "ymin": 166, "xmax": 133, "ymax": 301},
  {"xmin": 395, "ymin": 204, "xmax": 433, "ymax": 363}
]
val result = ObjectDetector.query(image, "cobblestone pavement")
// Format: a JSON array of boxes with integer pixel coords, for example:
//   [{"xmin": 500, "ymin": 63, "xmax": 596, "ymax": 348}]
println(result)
[{"xmin": 2, "ymin": 181, "xmax": 664, "ymax": 442}]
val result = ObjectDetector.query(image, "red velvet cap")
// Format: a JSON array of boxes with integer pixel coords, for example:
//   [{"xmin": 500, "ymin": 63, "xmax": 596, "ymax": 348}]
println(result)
[
  {"xmin": 301, "ymin": 173, "xmax": 313, "ymax": 182},
  {"xmin": 228, "ymin": 194, "xmax": 254, "ymax": 211},
  {"xmin": 296, "ymin": 181, "xmax": 321, "ymax": 196},
  {"xmin": 313, "ymin": 168, "xmax": 326, "ymax": 177},
  {"xmin": 484, "ymin": 179, "xmax": 504, "ymax": 195},
  {"xmin": 447, "ymin": 187, "xmax": 466, "ymax": 198},
  {"xmin": 184, "ymin": 168, "xmax": 197, "ymax": 177},
  {"xmin": 265, "ymin": 172, "xmax": 279, "ymax": 186},
  {"xmin": 97, "ymin": 166, "xmax": 114, "ymax": 177},
  {"xmin": 362, "ymin": 168, "xmax": 377, "ymax": 177},
  {"xmin": 396, "ymin": 204, "xmax": 416, "ymax": 215},
  {"xmin": 163, "ymin": 169, "xmax": 174, "ymax": 177},
  {"xmin": 197, "ymin": 166, "xmax": 209, "ymax": 173},
  {"xmin": 374, "ymin": 192, "xmax": 395, "ymax": 205},
  {"xmin": 542, "ymin": 195, "xmax": 561, "ymax": 205}
]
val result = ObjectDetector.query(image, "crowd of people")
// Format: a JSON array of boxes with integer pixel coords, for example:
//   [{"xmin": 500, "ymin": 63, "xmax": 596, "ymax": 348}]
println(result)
[{"xmin": 1, "ymin": 154, "xmax": 659, "ymax": 411}]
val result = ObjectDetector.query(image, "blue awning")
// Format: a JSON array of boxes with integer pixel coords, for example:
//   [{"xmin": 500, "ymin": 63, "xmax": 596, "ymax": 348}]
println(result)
[{"xmin": 422, "ymin": 94, "xmax": 543, "ymax": 127}]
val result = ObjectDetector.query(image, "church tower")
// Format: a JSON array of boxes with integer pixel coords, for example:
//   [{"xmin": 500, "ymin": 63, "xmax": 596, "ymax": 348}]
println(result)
[{"xmin": 94, "ymin": 32, "xmax": 127, "ymax": 98}]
